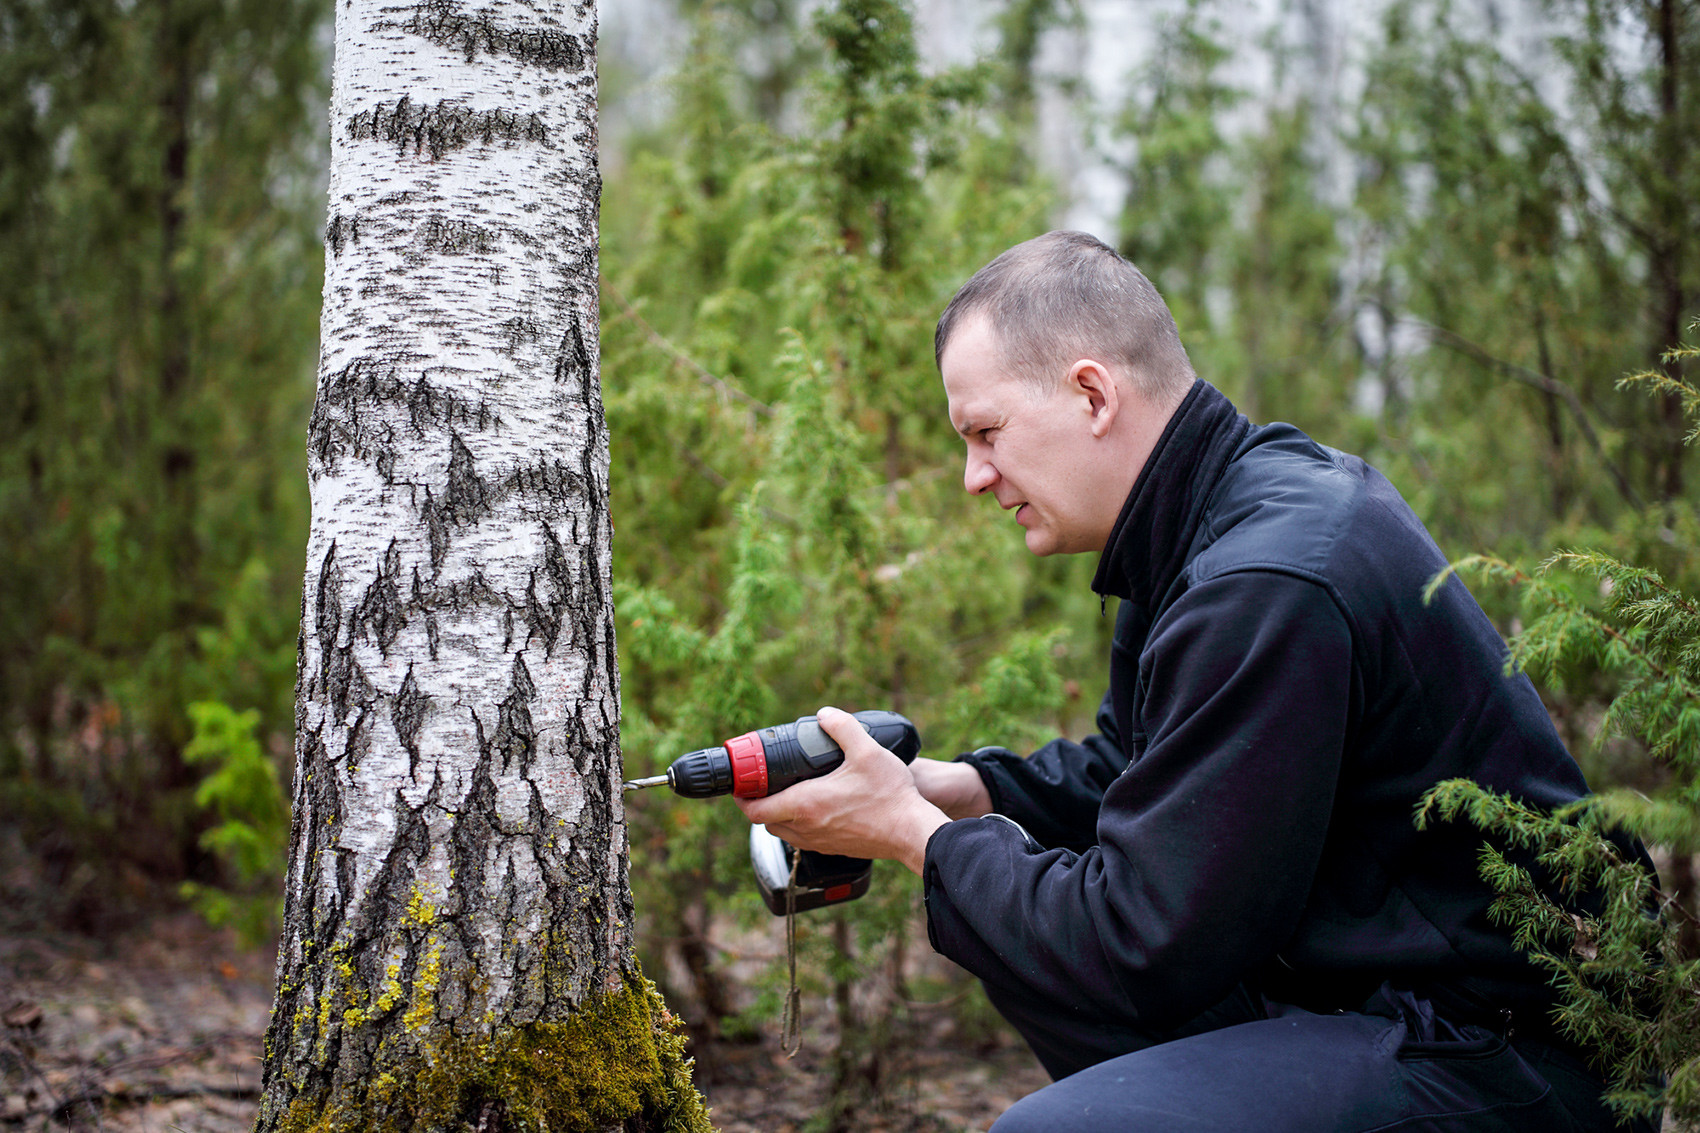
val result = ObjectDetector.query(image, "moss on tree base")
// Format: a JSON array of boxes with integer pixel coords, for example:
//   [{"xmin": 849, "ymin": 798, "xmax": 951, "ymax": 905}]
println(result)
[{"xmin": 277, "ymin": 974, "xmax": 714, "ymax": 1133}]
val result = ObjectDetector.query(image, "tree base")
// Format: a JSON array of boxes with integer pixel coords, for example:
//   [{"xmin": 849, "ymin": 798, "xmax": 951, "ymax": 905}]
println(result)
[{"xmin": 270, "ymin": 974, "xmax": 714, "ymax": 1133}]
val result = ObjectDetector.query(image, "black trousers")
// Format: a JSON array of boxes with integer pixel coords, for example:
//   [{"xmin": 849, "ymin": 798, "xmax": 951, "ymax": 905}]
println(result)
[{"xmin": 983, "ymin": 980, "xmax": 1655, "ymax": 1133}]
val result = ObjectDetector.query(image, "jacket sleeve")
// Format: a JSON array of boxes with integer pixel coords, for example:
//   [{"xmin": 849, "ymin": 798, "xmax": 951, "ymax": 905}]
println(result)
[
  {"xmin": 956, "ymin": 685, "xmax": 1129, "ymax": 854},
  {"xmin": 923, "ymin": 570, "xmax": 1354, "ymax": 1030}
]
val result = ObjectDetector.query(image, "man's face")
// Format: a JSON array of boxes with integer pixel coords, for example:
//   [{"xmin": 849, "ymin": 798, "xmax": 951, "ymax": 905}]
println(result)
[{"xmin": 941, "ymin": 315, "xmax": 1121, "ymax": 557}]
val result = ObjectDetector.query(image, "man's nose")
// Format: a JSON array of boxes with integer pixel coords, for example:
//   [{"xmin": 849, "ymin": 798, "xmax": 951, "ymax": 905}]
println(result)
[{"xmin": 964, "ymin": 453, "xmax": 997, "ymax": 495}]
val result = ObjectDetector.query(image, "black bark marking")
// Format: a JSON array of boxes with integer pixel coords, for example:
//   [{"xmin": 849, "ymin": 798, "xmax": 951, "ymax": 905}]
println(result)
[
  {"xmin": 326, "ymin": 213, "xmax": 360, "ymax": 256},
  {"xmin": 303, "ymin": 728, "xmax": 348, "ymax": 939},
  {"xmin": 267, "ymin": 724, "xmax": 341, "ymax": 1075},
  {"xmin": 408, "ymin": 376, "xmax": 438, "ymax": 435},
  {"xmin": 347, "ymin": 96, "xmax": 547, "ymax": 159},
  {"xmin": 404, "ymin": 0, "xmax": 590, "ymax": 72},
  {"xmin": 522, "ymin": 571, "xmax": 558, "ymax": 656},
  {"xmin": 420, "ymin": 433, "xmax": 497, "ymax": 568},
  {"xmin": 444, "ymin": 432, "xmax": 492, "ymax": 523},
  {"xmin": 266, "ymin": 743, "xmax": 346, "ymax": 1088},
  {"xmin": 445, "ymin": 709, "xmax": 502, "ymax": 1013},
  {"xmin": 393, "ymin": 665, "xmax": 427, "ymax": 778},
  {"xmin": 312, "ymin": 359, "xmax": 499, "ymax": 473},
  {"xmin": 374, "ymin": 426, "xmax": 398, "ymax": 484},
  {"xmin": 490, "ymin": 654, "xmax": 537, "ymax": 775},
  {"xmin": 309, "ymin": 358, "xmax": 391, "ymax": 467},
  {"xmin": 501, "ymin": 316, "xmax": 545, "ymax": 352},
  {"xmin": 335, "ymin": 847, "xmax": 358, "ymax": 925},
  {"xmin": 573, "ymin": 165, "xmax": 601, "ymax": 251},
  {"xmin": 415, "ymin": 214, "xmax": 496, "ymax": 256},
  {"xmin": 526, "ymin": 778, "xmax": 578, "ymax": 1015},
  {"xmin": 557, "ymin": 695, "xmax": 628, "ymax": 992},
  {"xmin": 572, "ymin": 395, "xmax": 616, "ymax": 686},
  {"xmin": 412, "ymin": 568, "xmax": 504, "ymax": 616},
  {"xmin": 326, "ymin": 635, "xmax": 375, "ymax": 729},
  {"xmin": 411, "ymin": 567, "xmax": 444, "ymax": 661},
  {"xmin": 504, "ymin": 456, "xmax": 587, "ymax": 503},
  {"xmin": 354, "ymin": 540, "xmax": 405, "ymax": 655},
  {"xmin": 340, "ymin": 785, "xmax": 436, "ymax": 1029},
  {"xmin": 553, "ymin": 315, "xmax": 591, "ymax": 393},
  {"xmin": 496, "ymin": 854, "xmax": 523, "ymax": 954},
  {"xmin": 543, "ymin": 520, "xmax": 572, "ymax": 602},
  {"xmin": 522, "ymin": 522, "xmax": 572, "ymax": 655},
  {"xmin": 315, "ymin": 543, "xmax": 344, "ymax": 697},
  {"xmin": 423, "ymin": 486, "xmax": 450, "ymax": 568},
  {"xmin": 345, "ymin": 706, "xmax": 374, "ymax": 772}
]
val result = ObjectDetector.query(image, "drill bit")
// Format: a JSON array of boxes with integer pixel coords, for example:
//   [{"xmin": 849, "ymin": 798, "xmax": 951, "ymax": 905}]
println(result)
[{"xmin": 623, "ymin": 773, "xmax": 670, "ymax": 791}]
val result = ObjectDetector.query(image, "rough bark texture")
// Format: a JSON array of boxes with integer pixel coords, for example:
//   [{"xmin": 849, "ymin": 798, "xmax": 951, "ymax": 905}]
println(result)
[{"xmin": 255, "ymin": 4, "xmax": 707, "ymax": 1130}]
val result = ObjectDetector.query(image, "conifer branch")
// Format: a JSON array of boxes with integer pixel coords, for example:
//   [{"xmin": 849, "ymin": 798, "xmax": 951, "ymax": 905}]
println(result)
[
  {"xmin": 601, "ymin": 273, "xmax": 774, "ymax": 416},
  {"xmin": 1621, "ymin": 366, "xmax": 1700, "ymax": 448},
  {"xmin": 1411, "ymin": 320, "xmax": 1643, "ymax": 509}
]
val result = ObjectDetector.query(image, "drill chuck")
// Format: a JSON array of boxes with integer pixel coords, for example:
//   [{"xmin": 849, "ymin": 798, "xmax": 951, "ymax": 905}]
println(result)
[{"xmin": 663, "ymin": 745, "xmax": 737, "ymax": 797}]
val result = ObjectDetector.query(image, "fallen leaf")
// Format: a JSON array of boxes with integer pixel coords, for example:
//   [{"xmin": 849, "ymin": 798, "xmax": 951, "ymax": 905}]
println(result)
[{"xmin": 2, "ymin": 1002, "xmax": 42, "ymax": 1030}]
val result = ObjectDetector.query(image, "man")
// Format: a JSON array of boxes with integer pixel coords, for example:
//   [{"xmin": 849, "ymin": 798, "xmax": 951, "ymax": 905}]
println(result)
[{"xmin": 738, "ymin": 230, "xmax": 1644, "ymax": 1131}]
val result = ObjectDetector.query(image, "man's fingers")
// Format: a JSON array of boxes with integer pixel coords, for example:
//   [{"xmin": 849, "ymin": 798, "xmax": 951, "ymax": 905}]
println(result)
[
  {"xmin": 735, "ymin": 792, "xmax": 789, "ymax": 826},
  {"xmin": 736, "ymin": 707, "xmax": 944, "ymax": 865},
  {"xmin": 816, "ymin": 705, "xmax": 879, "ymax": 760}
]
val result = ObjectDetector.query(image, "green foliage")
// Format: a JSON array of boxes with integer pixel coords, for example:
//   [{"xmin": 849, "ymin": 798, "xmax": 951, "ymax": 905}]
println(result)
[
  {"xmin": 1419, "ymin": 346, "xmax": 1700, "ymax": 1127},
  {"xmin": 1417, "ymin": 782, "xmax": 1683, "ymax": 1121},
  {"xmin": 1106, "ymin": 0, "xmax": 1696, "ymax": 560},
  {"xmin": 178, "ymin": 699, "xmax": 287, "ymax": 947},
  {"xmin": 0, "ymin": 0, "xmax": 325, "ymax": 917},
  {"xmin": 1115, "ymin": 0, "xmax": 1243, "ymax": 326},
  {"xmin": 1109, "ymin": 1, "xmax": 1363, "ymax": 456},
  {"xmin": 603, "ymin": 0, "xmax": 1085, "ymax": 1107},
  {"xmin": 944, "ymin": 629, "xmax": 1068, "ymax": 755},
  {"xmin": 1346, "ymin": 0, "xmax": 1660, "ymax": 539}
]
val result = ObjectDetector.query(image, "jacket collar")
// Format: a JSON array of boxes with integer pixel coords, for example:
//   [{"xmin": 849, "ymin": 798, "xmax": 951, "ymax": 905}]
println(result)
[{"xmin": 1091, "ymin": 380, "xmax": 1251, "ymax": 609}]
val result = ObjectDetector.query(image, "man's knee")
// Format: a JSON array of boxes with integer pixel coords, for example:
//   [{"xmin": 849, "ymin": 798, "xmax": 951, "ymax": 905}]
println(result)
[
  {"xmin": 989, "ymin": 1078, "xmax": 1203, "ymax": 1133},
  {"xmin": 987, "ymin": 1086, "xmax": 1095, "ymax": 1133}
]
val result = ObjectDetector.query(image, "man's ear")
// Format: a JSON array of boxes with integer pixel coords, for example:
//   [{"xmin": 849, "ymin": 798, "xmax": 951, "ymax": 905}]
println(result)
[{"xmin": 1069, "ymin": 359, "xmax": 1120, "ymax": 438}]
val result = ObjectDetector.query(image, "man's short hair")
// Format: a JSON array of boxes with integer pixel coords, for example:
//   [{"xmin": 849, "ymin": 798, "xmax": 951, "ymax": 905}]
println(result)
[{"xmin": 935, "ymin": 230, "xmax": 1196, "ymax": 400}]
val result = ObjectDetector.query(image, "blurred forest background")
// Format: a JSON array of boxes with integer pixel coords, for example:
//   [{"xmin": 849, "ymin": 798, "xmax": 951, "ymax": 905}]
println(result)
[{"xmin": 2, "ymin": 0, "xmax": 1697, "ymax": 1124}]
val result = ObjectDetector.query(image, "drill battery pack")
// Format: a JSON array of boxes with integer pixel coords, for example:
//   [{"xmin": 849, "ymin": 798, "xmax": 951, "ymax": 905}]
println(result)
[{"xmin": 749, "ymin": 824, "xmax": 873, "ymax": 914}]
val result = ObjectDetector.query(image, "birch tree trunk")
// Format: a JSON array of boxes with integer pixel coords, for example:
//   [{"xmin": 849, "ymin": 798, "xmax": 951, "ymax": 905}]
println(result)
[{"xmin": 256, "ymin": 3, "xmax": 708, "ymax": 1130}]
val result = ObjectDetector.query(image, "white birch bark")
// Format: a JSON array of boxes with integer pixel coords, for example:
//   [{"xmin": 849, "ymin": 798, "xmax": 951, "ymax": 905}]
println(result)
[{"xmin": 254, "ymin": 4, "xmax": 689, "ymax": 1129}]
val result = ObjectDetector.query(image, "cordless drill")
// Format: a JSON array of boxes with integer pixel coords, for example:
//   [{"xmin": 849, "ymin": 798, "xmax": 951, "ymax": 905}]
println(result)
[{"xmin": 624, "ymin": 710, "xmax": 922, "ymax": 913}]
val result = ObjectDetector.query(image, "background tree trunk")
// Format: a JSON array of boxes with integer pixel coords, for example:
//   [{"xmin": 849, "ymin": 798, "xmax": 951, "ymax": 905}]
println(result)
[{"xmin": 255, "ymin": 2, "xmax": 707, "ymax": 1129}]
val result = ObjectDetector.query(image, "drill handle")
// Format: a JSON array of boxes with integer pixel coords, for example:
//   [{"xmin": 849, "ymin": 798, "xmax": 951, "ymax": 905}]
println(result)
[
  {"xmin": 848, "ymin": 709, "xmax": 923, "ymax": 763},
  {"xmin": 753, "ymin": 709, "xmax": 920, "ymax": 797}
]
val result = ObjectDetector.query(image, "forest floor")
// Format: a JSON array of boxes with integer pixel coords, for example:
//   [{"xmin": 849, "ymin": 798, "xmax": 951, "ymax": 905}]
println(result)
[{"xmin": 0, "ymin": 913, "xmax": 1048, "ymax": 1132}]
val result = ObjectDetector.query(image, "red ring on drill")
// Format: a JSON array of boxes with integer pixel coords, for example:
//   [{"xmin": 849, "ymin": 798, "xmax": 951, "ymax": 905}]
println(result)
[{"xmin": 726, "ymin": 731, "xmax": 768, "ymax": 798}]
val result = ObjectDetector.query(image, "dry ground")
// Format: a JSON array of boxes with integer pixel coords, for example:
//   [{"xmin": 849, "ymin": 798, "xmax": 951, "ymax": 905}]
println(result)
[{"xmin": 0, "ymin": 914, "xmax": 1047, "ymax": 1132}]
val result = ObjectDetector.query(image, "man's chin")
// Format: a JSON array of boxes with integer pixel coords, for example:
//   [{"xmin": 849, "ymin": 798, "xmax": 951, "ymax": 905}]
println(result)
[
  {"xmin": 1024, "ymin": 527, "xmax": 1098, "ymax": 557},
  {"xmin": 1023, "ymin": 530, "xmax": 1059, "ymax": 556}
]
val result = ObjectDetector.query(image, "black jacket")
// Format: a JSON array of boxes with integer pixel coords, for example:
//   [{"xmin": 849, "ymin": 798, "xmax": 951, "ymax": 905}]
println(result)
[{"xmin": 923, "ymin": 380, "xmax": 1596, "ymax": 1031}]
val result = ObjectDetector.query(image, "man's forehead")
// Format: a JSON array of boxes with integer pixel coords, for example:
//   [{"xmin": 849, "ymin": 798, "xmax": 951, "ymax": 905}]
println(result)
[{"xmin": 944, "ymin": 379, "xmax": 1011, "ymax": 437}]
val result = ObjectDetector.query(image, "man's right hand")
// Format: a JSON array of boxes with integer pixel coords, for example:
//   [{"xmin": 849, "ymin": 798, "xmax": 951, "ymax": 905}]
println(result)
[{"xmin": 909, "ymin": 758, "xmax": 994, "ymax": 821}]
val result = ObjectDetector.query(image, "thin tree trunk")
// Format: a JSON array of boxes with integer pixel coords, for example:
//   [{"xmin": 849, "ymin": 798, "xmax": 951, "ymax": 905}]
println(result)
[
  {"xmin": 1532, "ymin": 306, "xmax": 1568, "ymax": 521},
  {"xmin": 154, "ymin": 0, "xmax": 200, "ymax": 806},
  {"xmin": 1651, "ymin": 0, "xmax": 1688, "ymax": 501},
  {"xmin": 254, "ymin": 4, "xmax": 707, "ymax": 1130}
]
